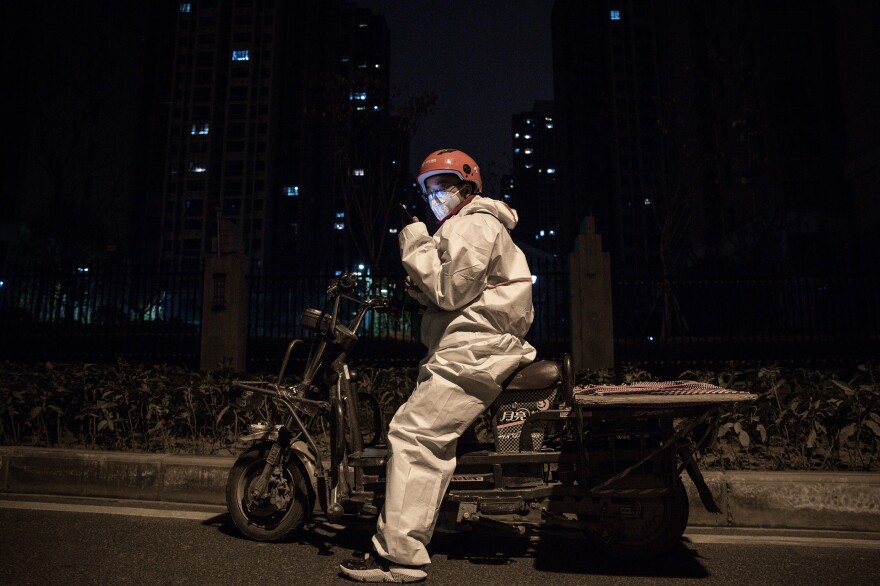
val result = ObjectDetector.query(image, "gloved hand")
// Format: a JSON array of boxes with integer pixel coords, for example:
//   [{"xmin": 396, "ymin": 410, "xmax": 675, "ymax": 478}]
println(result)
[
  {"xmin": 397, "ymin": 203, "xmax": 419, "ymax": 228},
  {"xmin": 404, "ymin": 276, "xmax": 428, "ymax": 306}
]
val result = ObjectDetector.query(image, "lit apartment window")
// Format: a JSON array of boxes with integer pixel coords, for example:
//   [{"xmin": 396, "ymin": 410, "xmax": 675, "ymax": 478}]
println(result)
[
  {"xmin": 191, "ymin": 123, "xmax": 209, "ymax": 135},
  {"xmin": 189, "ymin": 163, "xmax": 207, "ymax": 173},
  {"xmin": 180, "ymin": 3, "xmax": 191, "ymax": 13},
  {"xmin": 514, "ymin": 148, "xmax": 521, "ymax": 153},
  {"xmin": 359, "ymin": 22, "xmax": 368, "ymax": 28},
  {"xmin": 353, "ymin": 169, "xmax": 365, "ymax": 176},
  {"xmin": 350, "ymin": 91, "xmax": 367, "ymax": 101},
  {"xmin": 610, "ymin": 9, "xmax": 621, "ymax": 20},
  {"xmin": 547, "ymin": 168, "xmax": 556, "ymax": 174},
  {"xmin": 336, "ymin": 211, "xmax": 345, "ymax": 218},
  {"xmin": 388, "ymin": 227, "xmax": 398, "ymax": 234},
  {"xmin": 284, "ymin": 185, "xmax": 299, "ymax": 197},
  {"xmin": 334, "ymin": 222, "xmax": 345, "ymax": 230},
  {"xmin": 232, "ymin": 50, "xmax": 250, "ymax": 61},
  {"xmin": 524, "ymin": 148, "xmax": 533, "ymax": 155},
  {"xmin": 545, "ymin": 122, "xmax": 554, "ymax": 129},
  {"xmin": 523, "ymin": 134, "xmax": 532, "ymax": 140}
]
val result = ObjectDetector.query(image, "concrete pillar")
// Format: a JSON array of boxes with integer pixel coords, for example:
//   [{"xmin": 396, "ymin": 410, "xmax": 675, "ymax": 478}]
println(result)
[
  {"xmin": 569, "ymin": 216, "xmax": 614, "ymax": 371},
  {"xmin": 200, "ymin": 218, "xmax": 248, "ymax": 371}
]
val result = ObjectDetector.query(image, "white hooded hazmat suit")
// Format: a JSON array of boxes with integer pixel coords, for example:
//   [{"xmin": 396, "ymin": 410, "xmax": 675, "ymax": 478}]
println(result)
[{"xmin": 372, "ymin": 195, "xmax": 536, "ymax": 566}]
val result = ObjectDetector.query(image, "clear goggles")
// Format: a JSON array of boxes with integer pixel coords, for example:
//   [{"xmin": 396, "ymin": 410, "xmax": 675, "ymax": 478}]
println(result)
[{"xmin": 421, "ymin": 182, "xmax": 465, "ymax": 202}]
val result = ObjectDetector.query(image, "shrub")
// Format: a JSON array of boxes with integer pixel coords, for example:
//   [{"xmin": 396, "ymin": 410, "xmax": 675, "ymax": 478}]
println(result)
[
  {"xmin": 0, "ymin": 360, "xmax": 256, "ymax": 455},
  {"xmin": 686, "ymin": 363, "xmax": 880, "ymax": 471},
  {"xmin": 1, "ymin": 359, "xmax": 877, "ymax": 470}
]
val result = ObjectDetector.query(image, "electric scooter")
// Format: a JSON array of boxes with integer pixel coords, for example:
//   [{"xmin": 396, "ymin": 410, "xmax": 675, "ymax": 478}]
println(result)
[{"xmin": 226, "ymin": 273, "xmax": 754, "ymax": 558}]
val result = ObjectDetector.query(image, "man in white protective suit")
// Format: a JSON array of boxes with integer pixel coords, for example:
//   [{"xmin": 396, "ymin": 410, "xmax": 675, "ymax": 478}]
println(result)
[{"xmin": 340, "ymin": 149, "xmax": 536, "ymax": 583}]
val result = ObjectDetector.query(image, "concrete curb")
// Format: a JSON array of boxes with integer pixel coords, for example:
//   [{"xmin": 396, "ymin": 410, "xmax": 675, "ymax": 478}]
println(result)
[
  {"xmin": 683, "ymin": 471, "xmax": 880, "ymax": 532},
  {"xmin": 1, "ymin": 446, "xmax": 879, "ymax": 531},
  {"xmin": 0, "ymin": 447, "xmax": 233, "ymax": 506}
]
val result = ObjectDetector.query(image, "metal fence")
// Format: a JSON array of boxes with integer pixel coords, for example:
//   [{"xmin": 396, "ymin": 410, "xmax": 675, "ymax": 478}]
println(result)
[
  {"xmin": 245, "ymin": 256, "xmax": 571, "ymax": 369},
  {"xmin": 245, "ymin": 270, "xmax": 422, "ymax": 370},
  {"xmin": 0, "ymin": 263, "xmax": 202, "ymax": 365},
  {"xmin": 2, "ymin": 260, "xmax": 876, "ymax": 371},
  {"xmin": 612, "ymin": 273, "xmax": 880, "ymax": 368}
]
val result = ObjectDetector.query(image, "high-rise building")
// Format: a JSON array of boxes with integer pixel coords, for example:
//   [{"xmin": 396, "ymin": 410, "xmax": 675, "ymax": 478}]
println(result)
[
  {"xmin": 832, "ymin": 1, "xmax": 880, "ymax": 273},
  {"xmin": 690, "ymin": 0, "xmax": 849, "ymax": 274},
  {"xmin": 2, "ymin": 1, "xmax": 150, "ymax": 269},
  {"xmin": 552, "ymin": 0, "xmax": 666, "ymax": 276},
  {"xmin": 139, "ymin": 0, "xmax": 393, "ymax": 272},
  {"xmin": 552, "ymin": 0, "xmax": 861, "ymax": 276},
  {"xmin": 509, "ymin": 101, "xmax": 563, "ymax": 254}
]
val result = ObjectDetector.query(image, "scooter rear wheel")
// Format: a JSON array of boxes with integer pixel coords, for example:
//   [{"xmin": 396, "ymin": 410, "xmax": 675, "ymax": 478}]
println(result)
[
  {"xmin": 226, "ymin": 442, "xmax": 311, "ymax": 541},
  {"xmin": 584, "ymin": 479, "xmax": 689, "ymax": 560}
]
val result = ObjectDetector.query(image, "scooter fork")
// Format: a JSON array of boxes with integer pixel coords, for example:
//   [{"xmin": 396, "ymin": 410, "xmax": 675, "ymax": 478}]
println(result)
[
  {"xmin": 250, "ymin": 426, "xmax": 293, "ymax": 498},
  {"xmin": 327, "ymin": 366, "xmax": 358, "ymax": 518}
]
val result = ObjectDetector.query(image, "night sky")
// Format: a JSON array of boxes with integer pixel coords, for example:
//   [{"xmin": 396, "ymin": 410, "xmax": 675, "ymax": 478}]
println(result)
[{"xmin": 355, "ymin": 0, "xmax": 555, "ymax": 172}]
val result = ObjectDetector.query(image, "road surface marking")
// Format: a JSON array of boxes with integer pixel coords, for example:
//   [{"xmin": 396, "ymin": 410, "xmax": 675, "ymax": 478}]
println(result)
[
  {"xmin": 685, "ymin": 533, "xmax": 880, "ymax": 549},
  {"xmin": 0, "ymin": 499, "xmax": 220, "ymax": 521},
  {"xmin": 1, "ymin": 499, "xmax": 878, "ymax": 550}
]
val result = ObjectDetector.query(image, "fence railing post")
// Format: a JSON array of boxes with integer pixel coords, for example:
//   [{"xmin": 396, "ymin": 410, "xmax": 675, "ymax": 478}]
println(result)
[
  {"xmin": 569, "ymin": 216, "xmax": 614, "ymax": 371},
  {"xmin": 200, "ymin": 218, "xmax": 249, "ymax": 371}
]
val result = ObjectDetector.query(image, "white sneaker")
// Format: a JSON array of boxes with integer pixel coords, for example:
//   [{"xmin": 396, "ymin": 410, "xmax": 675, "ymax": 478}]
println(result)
[{"xmin": 339, "ymin": 552, "xmax": 427, "ymax": 583}]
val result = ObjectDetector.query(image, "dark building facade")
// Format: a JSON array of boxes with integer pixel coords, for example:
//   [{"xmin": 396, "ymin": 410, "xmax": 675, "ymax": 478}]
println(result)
[
  {"xmin": 139, "ymin": 0, "xmax": 395, "ymax": 273},
  {"xmin": 2, "ymin": 1, "xmax": 150, "ymax": 269},
  {"xmin": 552, "ymin": 0, "xmax": 872, "ymax": 277},
  {"xmin": 552, "ymin": 0, "xmax": 665, "ymax": 276},
  {"xmin": 507, "ymin": 101, "xmax": 564, "ymax": 255}
]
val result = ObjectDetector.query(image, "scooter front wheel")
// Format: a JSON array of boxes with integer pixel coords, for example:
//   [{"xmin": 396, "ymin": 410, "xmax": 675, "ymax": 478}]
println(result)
[{"xmin": 226, "ymin": 442, "xmax": 311, "ymax": 541}]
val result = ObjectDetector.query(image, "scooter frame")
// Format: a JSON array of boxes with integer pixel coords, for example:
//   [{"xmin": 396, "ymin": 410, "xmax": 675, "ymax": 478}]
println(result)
[{"xmin": 228, "ymin": 274, "xmax": 740, "ymax": 555}]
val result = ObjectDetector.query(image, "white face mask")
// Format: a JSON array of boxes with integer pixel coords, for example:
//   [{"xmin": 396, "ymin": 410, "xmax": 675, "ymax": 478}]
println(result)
[{"xmin": 427, "ymin": 184, "xmax": 468, "ymax": 220}]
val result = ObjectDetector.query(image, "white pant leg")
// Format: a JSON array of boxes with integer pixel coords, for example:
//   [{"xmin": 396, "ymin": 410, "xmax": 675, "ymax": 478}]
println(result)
[{"xmin": 372, "ymin": 335, "xmax": 536, "ymax": 566}]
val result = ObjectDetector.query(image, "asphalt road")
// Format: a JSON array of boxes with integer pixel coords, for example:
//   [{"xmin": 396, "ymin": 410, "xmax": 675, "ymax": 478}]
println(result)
[{"xmin": 1, "ymin": 496, "xmax": 878, "ymax": 585}]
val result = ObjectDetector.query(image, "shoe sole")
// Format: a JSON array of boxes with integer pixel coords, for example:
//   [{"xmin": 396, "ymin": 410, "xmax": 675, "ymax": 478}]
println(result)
[{"xmin": 340, "ymin": 567, "xmax": 426, "ymax": 583}]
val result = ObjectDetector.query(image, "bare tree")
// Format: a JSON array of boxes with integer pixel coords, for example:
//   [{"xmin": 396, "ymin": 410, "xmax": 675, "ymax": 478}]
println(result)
[{"xmin": 321, "ymin": 72, "xmax": 436, "ymax": 270}]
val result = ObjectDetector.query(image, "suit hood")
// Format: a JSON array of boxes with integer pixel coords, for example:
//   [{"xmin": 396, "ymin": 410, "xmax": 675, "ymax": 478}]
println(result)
[{"xmin": 459, "ymin": 195, "xmax": 520, "ymax": 231}]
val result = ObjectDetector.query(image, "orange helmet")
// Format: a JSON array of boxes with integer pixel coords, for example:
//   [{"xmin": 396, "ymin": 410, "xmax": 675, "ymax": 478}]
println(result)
[{"xmin": 416, "ymin": 149, "xmax": 482, "ymax": 194}]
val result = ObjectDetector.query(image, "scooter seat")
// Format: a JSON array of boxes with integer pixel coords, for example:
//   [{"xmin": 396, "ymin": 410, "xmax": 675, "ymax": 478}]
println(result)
[{"xmin": 502, "ymin": 360, "xmax": 561, "ymax": 391}]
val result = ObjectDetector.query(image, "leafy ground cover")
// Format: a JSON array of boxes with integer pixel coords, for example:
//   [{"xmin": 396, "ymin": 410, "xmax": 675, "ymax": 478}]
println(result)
[{"xmin": 1, "ymin": 360, "xmax": 877, "ymax": 470}]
